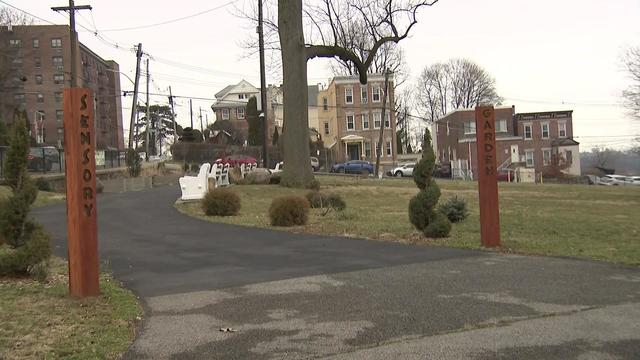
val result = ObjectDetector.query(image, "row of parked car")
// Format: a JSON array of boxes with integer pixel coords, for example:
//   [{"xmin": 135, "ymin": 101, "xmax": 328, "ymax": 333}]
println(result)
[{"xmin": 597, "ymin": 174, "xmax": 640, "ymax": 186}]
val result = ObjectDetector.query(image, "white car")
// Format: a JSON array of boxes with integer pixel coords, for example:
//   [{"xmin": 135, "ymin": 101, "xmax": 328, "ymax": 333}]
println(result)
[
  {"xmin": 599, "ymin": 174, "xmax": 627, "ymax": 186},
  {"xmin": 392, "ymin": 163, "xmax": 416, "ymax": 177},
  {"xmin": 625, "ymin": 176, "xmax": 640, "ymax": 186}
]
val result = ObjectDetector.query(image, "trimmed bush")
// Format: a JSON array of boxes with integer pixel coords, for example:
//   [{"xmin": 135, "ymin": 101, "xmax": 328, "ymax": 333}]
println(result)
[
  {"xmin": 0, "ymin": 222, "xmax": 51, "ymax": 276},
  {"xmin": 408, "ymin": 130, "xmax": 451, "ymax": 238},
  {"xmin": 125, "ymin": 148, "xmax": 141, "ymax": 177},
  {"xmin": 201, "ymin": 188, "xmax": 241, "ymax": 216},
  {"xmin": 438, "ymin": 196, "xmax": 469, "ymax": 223},
  {"xmin": 306, "ymin": 179, "xmax": 321, "ymax": 191},
  {"xmin": 326, "ymin": 193, "xmax": 346, "ymax": 211},
  {"xmin": 306, "ymin": 191, "xmax": 328, "ymax": 208},
  {"xmin": 35, "ymin": 177, "xmax": 51, "ymax": 192},
  {"xmin": 269, "ymin": 196, "xmax": 309, "ymax": 226}
]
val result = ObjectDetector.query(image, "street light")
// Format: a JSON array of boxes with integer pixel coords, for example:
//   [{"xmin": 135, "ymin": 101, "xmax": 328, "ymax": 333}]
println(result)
[{"xmin": 33, "ymin": 110, "xmax": 46, "ymax": 144}]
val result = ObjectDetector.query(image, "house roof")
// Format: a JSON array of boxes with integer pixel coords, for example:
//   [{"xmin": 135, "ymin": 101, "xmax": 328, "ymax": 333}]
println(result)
[
  {"xmin": 436, "ymin": 106, "xmax": 515, "ymax": 122},
  {"xmin": 215, "ymin": 85, "xmax": 235, "ymax": 99},
  {"xmin": 552, "ymin": 138, "xmax": 580, "ymax": 146},
  {"xmin": 214, "ymin": 80, "xmax": 259, "ymax": 99}
]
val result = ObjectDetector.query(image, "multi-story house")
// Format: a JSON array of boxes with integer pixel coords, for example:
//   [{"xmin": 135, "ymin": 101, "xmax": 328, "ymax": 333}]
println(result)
[
  {"xmin": 211, "ymin": 80, "xmax": 260, "ymax": 141},
  {"xmin": 0, "ymin": 25, "xmax": 124, "ymax": 149},
  {"xmin": 435, "ymin": 106, "xmax": 580, "ymax": 179},
  {"xmin": 317, "ymin": 74, "xmax": 397, "ymax": 166}
]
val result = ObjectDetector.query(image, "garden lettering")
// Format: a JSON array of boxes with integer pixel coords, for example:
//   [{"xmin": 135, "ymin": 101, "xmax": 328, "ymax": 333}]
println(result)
[
  {"xmin": 63, "ymin": 88, "xmax": 99, "ymax": 297},
  {"xmin": 475, "ymin": 106, "xmax": 501, "ymax": 247}
]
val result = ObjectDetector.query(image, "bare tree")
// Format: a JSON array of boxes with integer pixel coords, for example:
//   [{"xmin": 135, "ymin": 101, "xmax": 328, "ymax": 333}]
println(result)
[
  {"xmin": 415, "ymin": 58, "xmax": 502, "ymax": 123},
  {"xmin": 623, "ymin": 46, "xmax": 640, "ymax": 121},
  {"xmin": 277, "ymin": 0, "xmax": 438, "ymax": 187}
]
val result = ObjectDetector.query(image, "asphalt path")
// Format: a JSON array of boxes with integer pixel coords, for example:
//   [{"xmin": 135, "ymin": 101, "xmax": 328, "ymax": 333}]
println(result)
[{"xmin": 33, "ymin": 186, "xmax": 640, "ymax": 359}]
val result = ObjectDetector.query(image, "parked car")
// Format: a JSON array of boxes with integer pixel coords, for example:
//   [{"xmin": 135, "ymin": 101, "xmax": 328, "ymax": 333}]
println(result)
[
  {"xmin": 310, "ymin": 157, "xmax": 320, "ymax": 171},
  {"xmin": 27, "ymin": 147, "xmax": 58, "ymax": 171},
  {"xmin": 391, "ymin": 163, "xmax": 415, "ymax": 177},
  {"xmin": 625, "ymin": 176, "xmax": 640, "ymax": 186},
  {"xmin": 599, "ymin": 174, "xmax": 627, "ymax": 186},
  {"xmin": 330, "ymin": 160, "xmax": 374, "ymax": 175}
]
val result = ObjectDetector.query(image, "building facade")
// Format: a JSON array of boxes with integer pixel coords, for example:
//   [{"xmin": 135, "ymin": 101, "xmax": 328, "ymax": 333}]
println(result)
[
  {"xmin": 0, "ymin": 25, "xmax": 124, "ymax": 149},
  {"xmin": 317, "ymin": 74, "xmax": 397, "ymax": 165},
  {"xmin": 435, "ymin": 106, "xmax": 580, "ymax": 179}
]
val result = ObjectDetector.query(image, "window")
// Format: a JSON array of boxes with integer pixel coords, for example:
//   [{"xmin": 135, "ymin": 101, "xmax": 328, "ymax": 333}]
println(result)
[
  {"xmin": 55, "ymin": 92, "xmax": 63, "ymax": 103},
  {"xmin": 57, "ymin": 127, "xmax": 64, "ymax": 136},
  {"xmin": 496, "ymin": 119, "xmax": 508, "ymax": 132},
  {"xmin": 237, "ymin": 107, "xmax": 245, "ymax": 120},
  {"xmin": 323, "ymin": 97, "xmax": 328, "ymax": 110},
  {"xmin": 524, "ymin": 123, "xmax": 532, "ymax": 140},
  {"xmin": 374, "ymin": 141, "xmax": 379, "ymax": 156},
  {"xmin": 53, "ymin": 74, "xmax": 64, "ymax": 85},
  {"xmin": 365, "ymin": 142, "xmax": 371, "ymax": 158},
  {"xmin": 11, "ymin": 56, "xmax": 23, "ymax": 65},
  {"xmin": 238, "ymin": 94, "xmax": 247, "ymax": 100},
  {"xmin": 9, "ymin": 39, "xmax": 22, "ymax": 47},
  {"xmin": 541, "ymin": 123, "xmax": 549, "ymax": 139},
  {"xmin": 446, "ymin": 122, "xmax": 450, "ymax": 135},
  {"xmin": 558, "ymin": 122, "xmax": 567, "ymax": 138},
  {"xmin": 362, "ymin": 114, "xmax": 369, "ymax": 129},
  {"xmin": 37, "ymin": 93, "xmax": 44, "ymax": 103},
  {"xmin": 14, "ymin": 94, "xmax": 25, "ymax": 103},
  {"xmin": 221, "ymin": 108, "xmax": 229, "ymax": 120},
  {"xmin": 525, "ymin": 150, "xmax": 534, "ymax": 167},
  {"xmin": 324, "ymin": 122, "xmax": 329, "ymax": 135},
  {"xmin": 372, "ymin": 86, "xmax": 381, "ymax": 102},
  {"xmin": 346, "ymin": 114, "xmax": 355, "ymax": 130},
  {"xmin": 373, "ymin": 113, "xmax": 381, "ymax": 129},
  {"xmin": 542, "ymin": 149, "xmax": 551, "ymax": 166},
  {"xmin": 34, "ymin": 57, "xmax": 41, "ymax": 68},
  {"xmin": 361, "ymin": 87, "xmax": 368, "ymax": 104},
  {"xmin": 345, "ymin": 87, "xmax": 353, "ymax": 104},
  {"xmin": 56, "ymin": 110, "xmax": 63, "ymax": 123},
  {"xmin": 52, "ymin": 56, "xmax": 63, "ymax": 69},
  {"xmin": 51, "ymin": 38, "xmax": 62, "ymax": 48},
  {"xmin": 464, "ymin": 121, "xmax": 476, "ymax": 134},
  {"xmin": 33, "ymin": 39, "xmax": 40, "ymax": 48},
  {"xmin": 384, "ymin": 113, "xmax": 391, "ymax": 128},
  {"xmin": 35, "ymin": 75, "xmax": 43, "ymax": 84},
  {"xmin": 565, "ymin": 150, "xmax": 573, "ymax": 164},
  {"xmin": 386, "ymin": 141, "xmax": 392, "ymax": 156}
]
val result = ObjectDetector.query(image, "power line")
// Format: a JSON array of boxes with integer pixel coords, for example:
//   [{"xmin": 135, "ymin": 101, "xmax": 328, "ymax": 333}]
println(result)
[{"xmin": 0, "ymin": 0, "xmax": 56, "ymax": 24}]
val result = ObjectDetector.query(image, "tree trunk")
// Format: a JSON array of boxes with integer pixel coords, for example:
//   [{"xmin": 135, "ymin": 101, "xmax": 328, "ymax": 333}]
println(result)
[{"xmin": 278, "ymin": 0, "xmax": 313, "ymax": 187}]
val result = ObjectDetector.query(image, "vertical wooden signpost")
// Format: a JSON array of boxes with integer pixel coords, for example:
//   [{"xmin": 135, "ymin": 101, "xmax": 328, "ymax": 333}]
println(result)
[
  {"xmin": 475, "ymin": 106, "xmax": 501, "ymax": 247},
  {"xmin": 63, "ymin": 88, "xmax": 100, "ymax": 297}
]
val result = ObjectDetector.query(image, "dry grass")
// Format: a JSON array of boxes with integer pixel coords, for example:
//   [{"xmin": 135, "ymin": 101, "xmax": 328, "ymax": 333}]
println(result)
[{"xmin": 176, "ymin": 175, "xmax": 640, "ymax": 265}]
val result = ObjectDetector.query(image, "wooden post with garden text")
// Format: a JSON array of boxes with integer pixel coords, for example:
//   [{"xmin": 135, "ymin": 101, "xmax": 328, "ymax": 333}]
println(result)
[
  {"xmin": 475, "ymin": 106, "xmax": 501, "ymax": 247},
  {"xmin": 63, "ymin": 88, "xmax": 100, "ymax": 297}
]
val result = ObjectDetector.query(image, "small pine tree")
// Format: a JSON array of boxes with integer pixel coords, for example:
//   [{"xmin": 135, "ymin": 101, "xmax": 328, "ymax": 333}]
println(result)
[
  {"xmin": 408, "ymin": 129, "xmax": 451, "ymax": 238},
  {"xmin": 125, "ymin": 148, "xmax": 142, "ymax": 177},
  {"xmin": 0, "ymin": 120, "xmax": 9, "ymax": 146},
  {"xmin": 247, "ymin": 96, "xmax": 262, "ymax": 146}
]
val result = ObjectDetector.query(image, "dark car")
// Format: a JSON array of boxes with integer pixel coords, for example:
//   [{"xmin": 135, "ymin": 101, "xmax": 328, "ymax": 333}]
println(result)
[
  {"xmin": 27, "ymin": 147, "xmax": 59, "ymax": 171},
  {"xmin": 330, "ymin": 160, "xmax": 374, "ymax": 175}
]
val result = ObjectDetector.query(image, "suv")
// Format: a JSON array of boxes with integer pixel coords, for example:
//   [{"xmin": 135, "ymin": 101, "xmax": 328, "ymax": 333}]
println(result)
[
  {"xmin": 310, "ymin": 157, "xmax": 320, "ymax": 171},
  {"xmin": 330, "ymin": 160, "xmax": 374, "ymax": 175},
  {"xmin": 391, "ymin": 163, "xmax": 415, "ymax": 177}
]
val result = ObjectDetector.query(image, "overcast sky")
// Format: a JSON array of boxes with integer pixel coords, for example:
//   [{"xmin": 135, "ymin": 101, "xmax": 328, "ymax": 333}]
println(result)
[{"xmin": 12, "ymin": 0, "xmax": 640, "ymax": 150}]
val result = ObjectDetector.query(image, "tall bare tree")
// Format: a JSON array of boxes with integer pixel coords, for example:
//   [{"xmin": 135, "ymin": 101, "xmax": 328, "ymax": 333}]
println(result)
[
  {"xmin": 623, "ymin": 46, "xmax": 640, "ymax": 121},
  {"xmin": 276, "ymin": 0, "xmax": 438, "ymax": 187},
  {"xmin": 415, "ymin": 58, "xmax": 502, "ymax": 123}
]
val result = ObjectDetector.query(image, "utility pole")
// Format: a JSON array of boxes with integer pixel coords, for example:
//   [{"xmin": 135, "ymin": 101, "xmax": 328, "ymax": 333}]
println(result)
[
  {"xmin": 258, "ymin": 0, "xmax": 269, "ymax": 168},
  {"xmin": 145, "ymin": 58, "xmax": 150, "ymax": 161},
  {"xmin": 128, "ymin": 44, "xmax": 142, "ymax": 148},
  {"xmin": 199, "ymin": 107, "xmax": 203, "ymax": 133},
  {"xmin": 169, "ymin": 86, "xmax": 178, "ymax": 142},
  {"xmin": 375, "ymin": 69, "xmax": 391, "ymax": 177},
  {"xmin": 52, "ymin": 1, "xmax": 92, "ymax": 87},
  {"xmin": 189, "ymin": 99, "xmax": 194, "ymax": 129}
]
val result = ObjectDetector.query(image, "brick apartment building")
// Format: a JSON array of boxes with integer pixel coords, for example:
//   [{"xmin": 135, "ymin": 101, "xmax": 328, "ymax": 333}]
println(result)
[
  {"xmin": 435, "ymin": 106, "xmax": 580, "ymax": 179},
  {"xmin": 317, "ymin": 74, "xmax": 397, "ymax": 165},
  {"xmin": 0, "ymin": 25, "xmax": 124, "ymax": 149}
]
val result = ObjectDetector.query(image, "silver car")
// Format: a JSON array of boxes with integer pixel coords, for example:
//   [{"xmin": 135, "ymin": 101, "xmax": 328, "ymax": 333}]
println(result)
[{"xmin": 392, "ymin": 163, "xmax": 415, "ymax": 177}]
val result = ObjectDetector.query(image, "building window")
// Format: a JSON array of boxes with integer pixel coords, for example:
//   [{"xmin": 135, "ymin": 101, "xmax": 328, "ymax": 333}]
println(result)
[
  {"xmin": 365, "ymin": 142, "xmax": 371, "ymax": 158},
  {"xmin": 524, "ymin": 123, "xmax": 532, "ymax": 140},
  {"xmin": 238, "ymin": 94, "xmax": 247, "ymax": 100},
  {"xmin": 9, "ymin": 39, "xmax": 22, "ymax": 47},
  {"xmin": 496, "ymin": 119, "xmax": 508, "ymax": 132},
  {"xmin": 55, "ymin": 92, "xmax": 63, "ymax": 103},
  {"xmin": 51, "ymin": 38, "xmax": 62, "ymax": 48},
  {"xmin": 345, "ymin": 87, "xmax": 353, "ymax": 104},
  {"xmin": 35, "ymin": 75, "xmax": 43, "ymax": 84},
  {"xmin": 237, "ymin": 107, "xmax": 245, "ymax": 120},
  {"xmin": 386, "ymin": 141, "xmax": 392, "ymax": 156},
  {"xmin": 324, "ymin": 122, "xmax": 329, "ymax": 135},
  {"xmin": 374, "ymin": 141, "xmax": 379, "ymax": 156},
  {"xmin": 541, "ymin": 123, "xmax": 549, "ymax": 139},
  {"xmin": 372, "ymin": 86, "xmax": 381, "ymax": 102},
  {"xmin": 373, "ymin": 113, "xmax": 381, "ymax": 129},
  {"xmin": 53, "ymin": 74, "xmax": 64, "ymax": 85},
  {"xmin": 464, "ymin": 121, "xmax": 476, "ymax": 134},
  {"xmin": 446, "ymin": 122, "xmax": 450, "ymax": 135},
  {"xmin": 37, "ymin": 93, "xmax": 44, "ymax": 103},
  {"xmin": 565, "ymin": 150, "xmax": 573, "ymax": 164},
  {"xmin": 56, "ymin": 110, "xmax": 63, "ymax": 123},
  {"xmin": 362, "ymin": 114, "xmax": 369, "ymax": 129},
  {"xmin": 33, "ymin": 38, "xmax": 40, "ymax": 48},
  {"xmin": 558, "ymin": 122, "xmax": 567, "ymax": 138},
  {"xmin": 14, "ymin": 94, "xmax": 25, "ymax": 103},
  {"xmin": 542, "ymin": 149, "xmax": 551, "ymax": 166},
  {"xmin": 34, "ymin": 57, "xmax": 41, "ymax": 68},
  {"xmin": 361, "ymin": 87, "xmax": 368, "ymax": 104},
  {"xmin": 11, "ymin": 57, "xmax": 23, "ymax": 65},
  {"xmin": 323, "ymin": 97, "xmax": 328, "ymax": 110},
  {"xmin": 525, "ymin": 150, "xmax": 534, "ymax": 167},
  {"xmin": 52, "ymin": 56, "xmax": 63, "ymax": 69},
  {"xmin": 346, "ymin": 114, "xmax": 355, "ymax": 130},
  {"xmin": 384, "ymin": 113, "xmax": 391, "ymax": 128},
  {"xmin": 221, "ymin": 108, "xmax": 229, "ymax": 120}
]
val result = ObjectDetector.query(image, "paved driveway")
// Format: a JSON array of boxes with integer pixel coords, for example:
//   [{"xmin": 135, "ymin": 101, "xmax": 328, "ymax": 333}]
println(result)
[{"xmin": 33, "ymin": 186, "xmax": 640, "ymax": 359}]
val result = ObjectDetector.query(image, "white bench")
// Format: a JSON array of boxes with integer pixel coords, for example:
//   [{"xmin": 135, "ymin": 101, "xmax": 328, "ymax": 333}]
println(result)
[
  {"xmin": 217, "ymin": 163, "xmax": 230, "ymax": 187},
  {"xmin": 179, "ymin": 163, "xmax": 211, "ymax": 201}
]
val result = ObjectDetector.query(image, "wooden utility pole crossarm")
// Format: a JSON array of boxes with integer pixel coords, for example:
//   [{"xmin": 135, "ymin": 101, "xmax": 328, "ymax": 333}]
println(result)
[{"xmin": 51, "ymin": 1, "xmax": 92, "ymax": 88}]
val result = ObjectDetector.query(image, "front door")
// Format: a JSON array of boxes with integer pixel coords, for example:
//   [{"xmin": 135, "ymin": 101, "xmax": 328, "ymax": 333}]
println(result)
[
  {"xmin": 510, "ymin": 144, "xmax": 519, "ymax": 163},
  {"xmin": 347, "ymin": 143, "xmax": 360, "ymax": 161}
]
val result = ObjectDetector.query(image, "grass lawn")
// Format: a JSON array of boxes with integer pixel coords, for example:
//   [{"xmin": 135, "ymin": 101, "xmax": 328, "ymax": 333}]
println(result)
[
  {"xmin": 1, "ymin": 186, "xmax": 142, "ymax": 359},
  {"xmin": 176, "ymin": 175, "xmax": 640, "ymax": 266}
]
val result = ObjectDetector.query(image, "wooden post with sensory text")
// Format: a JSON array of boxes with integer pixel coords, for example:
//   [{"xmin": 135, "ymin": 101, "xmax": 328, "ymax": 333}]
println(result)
[{"xmin": 475, "ymin": 106, "xmax": 501, "ymax": 247}]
